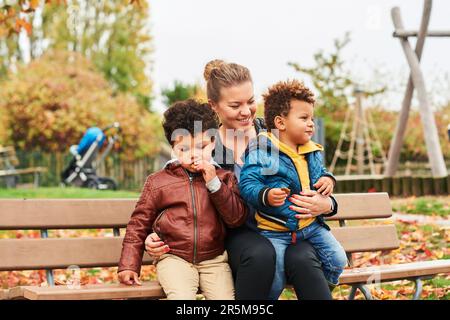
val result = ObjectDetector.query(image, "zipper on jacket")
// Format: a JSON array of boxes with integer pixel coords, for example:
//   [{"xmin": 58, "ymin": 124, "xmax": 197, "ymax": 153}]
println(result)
[
  {"xmin": 152, "ymin": 209, "xmax": 167, "ymax": 241},
  {"xmin": 184, "ymin": 169, "xmax": 198, "ymax": 264}
]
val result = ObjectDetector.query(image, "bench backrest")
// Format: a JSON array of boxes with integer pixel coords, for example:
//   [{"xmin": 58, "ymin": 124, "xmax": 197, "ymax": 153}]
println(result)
[
  {"xmin": 0, "ymin": 193, "xmax": 399, "ymax": 272},
  {"xmin": 0, "ymin": 146, "xmax": 19, "ymax": 169}
]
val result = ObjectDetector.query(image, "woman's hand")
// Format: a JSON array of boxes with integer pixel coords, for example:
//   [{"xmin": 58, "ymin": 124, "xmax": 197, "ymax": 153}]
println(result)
[
  {"xmin": 118, "ymin": 270, "xmax": 142, "ymax": 286},
  {"xmin": 288, "ymin": 190, "xmax": 333, "ymax": 219},
  {"xmin": 144, "ymin": 233, "xmax": 170, "ymax": 258}
]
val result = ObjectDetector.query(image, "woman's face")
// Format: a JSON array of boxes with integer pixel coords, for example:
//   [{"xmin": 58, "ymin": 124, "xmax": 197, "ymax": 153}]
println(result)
[{"xmin": 210, "ymin": 81, "xmax": 257, "ymax": 131}]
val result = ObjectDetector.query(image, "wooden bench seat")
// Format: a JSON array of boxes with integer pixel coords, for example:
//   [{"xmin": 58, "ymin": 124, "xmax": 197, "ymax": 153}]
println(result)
[
  {"xmin": 340, "ymin": 259, "xmax": 450, "ymax": 284},
  {"xmin": 1, "ymin": 193, "xmax": 449, "ymax": 300},
  {"xmin": 7, "ymin": 282, "xmax": 165, "ymax": 300}
]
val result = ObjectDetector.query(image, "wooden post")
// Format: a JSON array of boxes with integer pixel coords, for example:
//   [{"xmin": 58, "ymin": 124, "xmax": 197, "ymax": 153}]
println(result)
[
  {"xmin": 374, "ymin": 178, "xmax": 383, "ymax": 193},
  {"xmin": 382, "ymin": 177, "xmax": 393, "ymax": 195},
  {"xmin": 402, "ymin": 176, "xmax": 413, "ymax": 197},
  {"xmin": 355, "ymin": 90, "xmax": 365, "ymax": 175},
  {"xmin": 433, "ymin": 177, "xmax": 446, "ymax": 195},
  {"xmin": 394, "ymin": 30, "xmax": 450, "ymax": 37},
  {"xmin": 411, "ymin": 176, "xmax": 423, "ymax": 196},
  {"xmin": 345, "ymin": 105, "xmax": 358, "ymax": 176},
  {"xmin": 385, "ymin": 0, "xmax": 431, "ymax": 177},
  {"xmin": 390, "ymin": 5, "xmax": 448, "ymax": 178},
  {"xmin": 422, "ymin": 176, "xmax": 434, "ymax": 195},
  {"xmin": 392, "ymin": 177, "xmax": 402, "ymax": 196}
]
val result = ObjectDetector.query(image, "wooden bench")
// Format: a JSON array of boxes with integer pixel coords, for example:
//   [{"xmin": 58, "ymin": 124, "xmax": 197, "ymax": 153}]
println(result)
[
  {"xmin": 0, "ymin": 146, "xmax": 47, "ymax": 188},
  {"xmin": 0, "ymin": 193, "xmax": 448, "ymax": 300}
]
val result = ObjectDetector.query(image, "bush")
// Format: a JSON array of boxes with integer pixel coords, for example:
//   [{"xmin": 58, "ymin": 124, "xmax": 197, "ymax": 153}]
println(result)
[{"xmin": 0, "ymin": 50, "xmax": 163, "ymax": 161}]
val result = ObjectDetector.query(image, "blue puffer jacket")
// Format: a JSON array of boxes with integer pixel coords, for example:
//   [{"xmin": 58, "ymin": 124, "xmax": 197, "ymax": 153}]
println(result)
[{"xmin": 239, "ymin": 133, "xmax": 337, "ymax": 231}]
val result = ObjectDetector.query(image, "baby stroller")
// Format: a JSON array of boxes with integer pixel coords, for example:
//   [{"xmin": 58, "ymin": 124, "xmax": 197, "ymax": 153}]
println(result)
[{"xmin": 61, "ymin": 122, "xmax": 121, "ymax": 190}]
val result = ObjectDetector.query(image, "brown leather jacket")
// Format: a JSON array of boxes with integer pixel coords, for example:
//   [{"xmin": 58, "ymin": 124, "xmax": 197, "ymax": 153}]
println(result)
[{"xmin": 118, "ymin": 161, "xmax": 248, "ymax": 274}]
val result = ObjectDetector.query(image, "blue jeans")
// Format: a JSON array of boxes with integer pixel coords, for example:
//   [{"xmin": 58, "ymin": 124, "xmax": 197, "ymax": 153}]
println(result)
[{"xmin": 260, "ymin": 220, "xmax": 348, "ymax": 300}]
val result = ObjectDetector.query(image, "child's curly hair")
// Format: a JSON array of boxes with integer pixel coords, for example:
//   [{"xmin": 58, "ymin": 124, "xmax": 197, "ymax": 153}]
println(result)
[
  {"xmin": 263, "ymin": 79, "xmax": 315, "ymax": 130},
  {"xmin": 163, "ymin": 99, "xmax": 219, "ymax": 145}
]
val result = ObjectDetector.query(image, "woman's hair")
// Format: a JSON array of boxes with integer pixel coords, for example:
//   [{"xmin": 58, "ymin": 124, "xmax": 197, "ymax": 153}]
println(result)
[
  {"xmin": 163, "ymin": 99, "xmax": 219, "ymax": 146},
  {"xmin": 203, "ymin": 59, "xmax": 252, "ymax": 103},
  {"xmin": 263, "ymin": 79, "xmax": 315, "ymax": 130}
]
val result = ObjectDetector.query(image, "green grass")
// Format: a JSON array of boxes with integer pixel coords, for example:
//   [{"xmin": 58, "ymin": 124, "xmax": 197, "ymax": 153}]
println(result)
[
  {"xmin": 391, "ymin": 196, "xmax": 449, "ymax": 217},
  {"xmin": 0, "ymin": 187, "xmax": 140, "ymax": 199}
]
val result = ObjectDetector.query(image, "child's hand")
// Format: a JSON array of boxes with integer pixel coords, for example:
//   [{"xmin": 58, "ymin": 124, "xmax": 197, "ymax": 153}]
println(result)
[
  {"xmin": 192, "ymin": 160, "xmax": 217, "ymax": 183},
  {"xmin": 313, "ymin": 177, "xmax": 335, "ymax": 196},
  {"xmin": 118, "ymin": 270, "xmax": 142, "ymax": 286},
  {"xmin": 268, "ymin": 188, "xmax": 289, "ymax": 207}
]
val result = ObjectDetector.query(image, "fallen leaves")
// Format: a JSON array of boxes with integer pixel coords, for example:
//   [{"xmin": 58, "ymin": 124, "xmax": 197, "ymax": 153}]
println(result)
[{"xmin": 0, "ymin": 219, "xmax": 448, "ymax": 299}]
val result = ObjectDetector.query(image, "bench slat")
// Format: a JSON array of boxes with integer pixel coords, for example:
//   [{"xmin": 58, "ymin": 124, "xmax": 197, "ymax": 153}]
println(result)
[
  {"xmin": 8, "ymin": 260, "xmax": 450, "ymax": 299},
  {"xmin": 340, "ymin": 259, "xmax": 450, "ymax": 284},
  {"xmin": 0, "ymin": 193, "xmax": 392, "ymax": 230},
  {"xmin": 327, "ymin": 193, "xmax": 392, "ymax": 220},
  {"xmin": 0, "ymin": 226, "xmax": 398, "ymax": 271},
  {"xmin": 7, "ymin": 281, "xmax": 165, "ymax": 300},
  {"xmin": 0, "ymin": 199, "xmax": 136, "ymax": 229},
  {"xmin": 0, "ymin": 237, "xmax": 153, "ymax": 271},
  {"xmin": 331, "ymin": 225, "xmax": 399, "ymax": 252},
  {"xmin": 0, "ymin": 289, "xmax": 8, "ymax": 300}
]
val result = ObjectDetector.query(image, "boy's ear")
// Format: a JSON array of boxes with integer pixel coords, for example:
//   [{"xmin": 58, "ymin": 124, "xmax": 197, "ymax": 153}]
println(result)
[{"xmin": 274, "ymin": 116, "xmax": 286, "ymax": 131}]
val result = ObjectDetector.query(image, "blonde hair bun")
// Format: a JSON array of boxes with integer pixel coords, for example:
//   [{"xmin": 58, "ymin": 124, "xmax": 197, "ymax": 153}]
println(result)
[{"xmin": 203, "ymin": 59, "xmax": 225, "ymax": 81}]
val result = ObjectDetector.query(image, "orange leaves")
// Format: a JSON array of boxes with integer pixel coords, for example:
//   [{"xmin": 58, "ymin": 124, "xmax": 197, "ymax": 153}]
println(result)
[
  {"xmin": 15, "ymin": 18, "xmax": 32, "ymax": 35},
  {"xmin": 0, "ymin": 50, "xmax": 162, "ymax": 160},
  {"xmin": 45, "ymin": 0, "xmax": 67, "ymax": 5}
]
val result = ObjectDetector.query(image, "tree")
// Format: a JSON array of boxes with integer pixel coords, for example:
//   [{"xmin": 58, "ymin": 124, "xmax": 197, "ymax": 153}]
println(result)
[
  {"xmin": 161, "ymin": 80, "xmax": 205, "ymax": 108},
  {"xmin": 0, "ymin": 50, "xmax": 163, "ymax": 160},
  {"xmin": 0, "ymin": 0, "xmax": 153, "ymax": 109},
  {"xmin": 288, "ymin": 33, "xmax": 385, "ymax": 163}
]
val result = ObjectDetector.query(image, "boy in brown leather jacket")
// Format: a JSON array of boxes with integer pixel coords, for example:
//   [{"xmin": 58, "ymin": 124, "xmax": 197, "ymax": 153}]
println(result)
[{"xmin": 118, "ymin": 99, "xmax": 247, "ymax": 299}]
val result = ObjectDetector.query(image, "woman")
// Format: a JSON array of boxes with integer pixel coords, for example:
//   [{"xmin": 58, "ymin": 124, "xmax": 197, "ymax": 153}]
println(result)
[{"xmin": 145, "ymin": 60, "xmax": 337, "ymax": 300}]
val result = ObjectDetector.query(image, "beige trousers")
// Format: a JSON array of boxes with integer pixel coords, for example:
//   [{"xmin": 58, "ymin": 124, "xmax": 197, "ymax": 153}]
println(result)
[{"xmin": 156, "ymin": 251, "xmax": 235, "ymax": 300}]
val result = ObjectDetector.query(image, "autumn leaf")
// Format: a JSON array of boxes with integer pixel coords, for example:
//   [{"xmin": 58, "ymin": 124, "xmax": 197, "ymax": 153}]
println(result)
[
  {"xmin": 30, "ymin": 0, "xmax": 40, "ymax": 9},
  {"xmin": 15, "ymin": 18, "xmax": 32, "ymax": 35}
]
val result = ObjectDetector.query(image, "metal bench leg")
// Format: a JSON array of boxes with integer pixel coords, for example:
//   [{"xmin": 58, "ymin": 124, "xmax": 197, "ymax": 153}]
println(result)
[
  {"xmin": 113, "ymin": 228, "xmax": 121, "ymax": 237},
  {"xmin": 348, "ymin": 284, "xmax": 373, "ymax": 300},
  {"xmin": 46, "ymin": 270, "xmax": 55, "ymax": 287},
  {"xmin": 40, "ymin": 229, "xmax": 55, "ymax": 286},
  {"xmin": 359, "ymin": 285, "xmax": 373, "ymax": 300},
  {"xmin": 412, "ymin": 278, "xmax": 423, "ymax": 300},
  {"xmin": 349, "ymin": 285, "xmax": 358, "ymax": 300}
]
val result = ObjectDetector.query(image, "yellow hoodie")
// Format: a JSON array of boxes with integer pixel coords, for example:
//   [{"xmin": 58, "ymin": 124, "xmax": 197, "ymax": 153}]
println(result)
[{"xmin": 255, "ymin": 131, "xmax": 323, "ymax": 231}]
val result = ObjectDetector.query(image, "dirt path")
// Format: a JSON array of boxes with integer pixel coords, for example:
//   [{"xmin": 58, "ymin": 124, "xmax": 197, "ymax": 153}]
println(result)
[{"xmin": 392, "ymin": 212, "xmax": 449, "ymax": 227}]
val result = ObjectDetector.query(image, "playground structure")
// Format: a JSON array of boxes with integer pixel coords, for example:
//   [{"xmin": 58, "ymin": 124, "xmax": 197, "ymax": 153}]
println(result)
[
  {"xmin": 385, "ymin": 0, "xmax": 448, "ymax": 178},
  {"xmin": 329, "ymin": 89, "xmax": 387, "ymax": 177},
  {"xmin": 331, "ymin": 0, "xmax": 448, "ymax": 185}
]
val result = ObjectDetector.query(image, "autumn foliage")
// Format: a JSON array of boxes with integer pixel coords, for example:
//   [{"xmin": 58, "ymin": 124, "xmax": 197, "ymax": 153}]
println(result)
[{"xmin": 0, "ymin": 50, "xmax": 163, "ymax": 160}]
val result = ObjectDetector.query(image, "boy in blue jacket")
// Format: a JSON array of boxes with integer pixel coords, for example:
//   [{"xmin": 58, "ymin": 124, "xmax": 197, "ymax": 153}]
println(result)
[{"xmin": 239, "ymin": 80, "xmax": 347, "ymax": 299}]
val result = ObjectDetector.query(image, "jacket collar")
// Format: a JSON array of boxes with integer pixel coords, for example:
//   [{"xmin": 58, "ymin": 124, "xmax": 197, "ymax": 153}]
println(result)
[
  {"xmin": 258, "ymin": 131, "xmax": 323, "ymax": 156},
  {"xmin": 213, "ymin": 117, "xmax": 266, "ymax": 169}
]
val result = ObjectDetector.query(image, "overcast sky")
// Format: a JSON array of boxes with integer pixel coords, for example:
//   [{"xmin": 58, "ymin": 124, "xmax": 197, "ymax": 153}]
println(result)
[{"xmin": 148, "ymin": 0, "xmax": 450, "ymax": 113}]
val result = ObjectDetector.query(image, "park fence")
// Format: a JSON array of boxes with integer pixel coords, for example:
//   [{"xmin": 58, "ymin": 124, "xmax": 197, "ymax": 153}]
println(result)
[
  {"xmin": 9, "ymin": 150, "xmax": 166, "ymax": 191},
  {"xmin": 3, "ymin": 151, "xmax": 450, "ymax": 196},
  {"xmin": 334, "ymin": 174, "xmax": 449, "ymax": 196}
]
